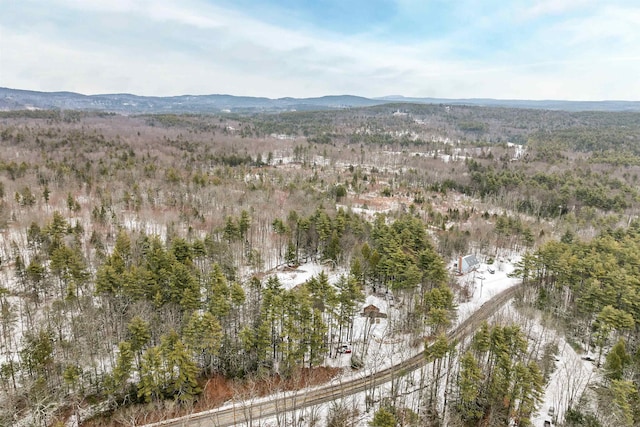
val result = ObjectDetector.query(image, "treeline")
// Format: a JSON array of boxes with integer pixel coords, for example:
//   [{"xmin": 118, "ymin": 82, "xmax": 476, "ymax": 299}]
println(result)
[
  {"xmin": 249, "ymin": 111, "xmax": 337, "ymax": 138},
  {"xmin": 459, "ymin": 159, "xmax": 635, "ymax": 215},
  {"xmin": 512, "ymin": 222, "xmax": 640, "ymax": 426},
  {"xmin": 529, "ymin": 125, "xmax": 640, "ymax": 156}
]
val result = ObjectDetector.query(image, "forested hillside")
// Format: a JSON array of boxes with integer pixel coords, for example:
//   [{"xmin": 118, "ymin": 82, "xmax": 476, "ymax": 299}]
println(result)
[
  {"xmin": 0, "ymin": 105, "xmax": 639, "ymax": 426},
  {"xmin": 511, "ymin": 223, "xmax": 640, "ymax": 426}
]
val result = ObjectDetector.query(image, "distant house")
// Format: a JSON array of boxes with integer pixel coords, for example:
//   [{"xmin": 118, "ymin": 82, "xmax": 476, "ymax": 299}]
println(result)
[
  {"xmin": 457, "ymin": 254, "xmax": 480, "ymax": 275},
  {"xmin": 362, "ymin": 304, "xmax": 387, "ymax": 318}
]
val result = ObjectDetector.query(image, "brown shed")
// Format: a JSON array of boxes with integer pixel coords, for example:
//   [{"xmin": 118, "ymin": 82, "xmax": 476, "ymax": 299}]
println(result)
[{"xmin": 362, "ymin": 304, "xmax": 387, "ymax": 318}]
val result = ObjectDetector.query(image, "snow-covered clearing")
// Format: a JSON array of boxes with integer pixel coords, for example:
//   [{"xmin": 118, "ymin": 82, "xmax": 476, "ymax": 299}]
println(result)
[
  {"xmin": 273, "ymin": 263, "xmax": 344, "ymax": 291},
  {"xmin": 271, "ymin": 262, "xmax": 408, "ymax": 372},
  {"xmin": 272, "ymin": 257, "xmax": 524, "ymax": 373}
]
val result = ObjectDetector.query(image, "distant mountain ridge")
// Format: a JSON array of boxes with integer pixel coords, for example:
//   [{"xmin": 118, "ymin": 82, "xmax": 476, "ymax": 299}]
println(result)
[
  {"xmin": 375, "ymin": 95, "xmax": 640, "ymax": 112},
  {"xmin": 1, "ymin": 87, "xmax": 639, "ymax": 113}
]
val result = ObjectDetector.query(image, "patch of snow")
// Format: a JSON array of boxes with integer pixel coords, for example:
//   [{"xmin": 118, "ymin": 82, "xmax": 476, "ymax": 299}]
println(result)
[
  {"xmin": 456, "ymin": 258, "xmax": 521, "ymax": 325},
  {"xmin": 270, "ymin": 133, "xmax": 296, "ymax": 140},
  {"xmin": 272, "ymin": 263, "xmax": 341, "ymax": 291},
  {"xmin": 121, "ymin": 215, "xmax": 167, "ymax": 238}
]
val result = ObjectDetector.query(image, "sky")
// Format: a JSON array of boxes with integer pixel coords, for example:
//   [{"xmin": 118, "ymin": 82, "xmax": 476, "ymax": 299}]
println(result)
[{"xmin": 1, "ymin": 0, "xmax": 639, "ymax": 100}]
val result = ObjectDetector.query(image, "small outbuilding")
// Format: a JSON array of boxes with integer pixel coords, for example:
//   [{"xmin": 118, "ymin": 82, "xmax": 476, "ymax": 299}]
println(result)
[{"xmin": 362, "ymin": 304, "xmax": 387, "ymax": 318}]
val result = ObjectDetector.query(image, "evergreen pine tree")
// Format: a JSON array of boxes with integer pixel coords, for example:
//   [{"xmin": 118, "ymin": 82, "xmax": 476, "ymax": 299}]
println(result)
[
  {"xmin": 138, "ymin": 346, "xmax": 164, "ymax": 402},
  {"xmin": 458, "ymin": 351, "xmax": 484, "ymax": 423}
]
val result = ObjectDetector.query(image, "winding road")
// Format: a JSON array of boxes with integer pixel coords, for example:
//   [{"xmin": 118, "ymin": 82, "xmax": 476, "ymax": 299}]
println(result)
[{"xmin": 144, "ymin": 283, "xmax": 522, "ymax": 427}]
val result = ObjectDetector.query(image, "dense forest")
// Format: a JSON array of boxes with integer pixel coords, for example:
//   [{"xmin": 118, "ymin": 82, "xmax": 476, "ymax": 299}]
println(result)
[
  {"xmin": 510, "ymin": 222, "xmax": 640, "ymax": 426},
  {"xmin": 0, "ymin": 104, "xmax": 639, "ymax": 426}
]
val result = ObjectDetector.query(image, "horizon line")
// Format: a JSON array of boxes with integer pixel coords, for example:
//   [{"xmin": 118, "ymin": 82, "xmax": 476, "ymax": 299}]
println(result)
[{"xmin": 2, "ymin": 87, "xmax": 638, "ymax": 104}]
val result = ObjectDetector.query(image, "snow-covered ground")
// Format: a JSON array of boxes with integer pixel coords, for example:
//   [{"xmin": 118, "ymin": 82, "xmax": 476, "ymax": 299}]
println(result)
[
  {"xmin": 531, "ymin": 338, "xmax": 596, "ymax": 427},
  {"xmin": 272, "ymin": 263, "xmax": 409, "ymax": 372},
  {"xmin": 271, "ymin": 258, "xmax": 523, "ymax": 375},
  {"xmin": 456, "ymin": 258, "xmax": 521, "ymax": 326},
  {"xmin": 273, "ymin": 263, "xmax": 343, "ymax": 291},
  {"xmin": 457, "ymin": 259, "xmax": 596, "ymax": 427}
]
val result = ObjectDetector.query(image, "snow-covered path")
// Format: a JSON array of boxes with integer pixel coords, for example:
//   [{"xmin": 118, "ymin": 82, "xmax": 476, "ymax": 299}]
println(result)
[{"xmin": 532, "ymin": 338, "xmax": 596, "ymax": 426}]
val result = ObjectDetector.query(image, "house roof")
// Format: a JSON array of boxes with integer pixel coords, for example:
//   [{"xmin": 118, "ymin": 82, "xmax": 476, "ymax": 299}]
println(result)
[{"xmin": 460, "ymin": 254, "xmax": 480, "ymax": 273}]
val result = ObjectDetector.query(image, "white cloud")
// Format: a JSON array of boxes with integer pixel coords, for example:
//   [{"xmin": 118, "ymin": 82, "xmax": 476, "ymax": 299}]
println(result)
[
  {"xmin": 558, "ymin": 5, "xmax": 640, "ymax": 47},
  {"xmin": 1, "ymin": 0, "xmax": 639, "ymax": 100},
  {"xmin": 521, "ymin": 0, "xmax": 594, "ymax": 20}
]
